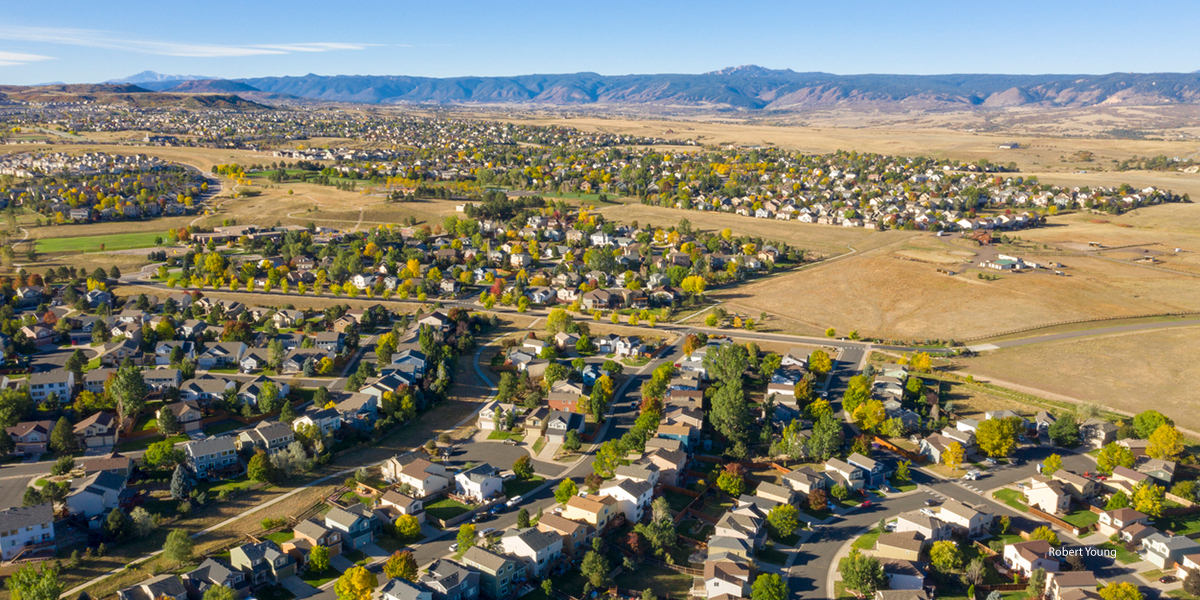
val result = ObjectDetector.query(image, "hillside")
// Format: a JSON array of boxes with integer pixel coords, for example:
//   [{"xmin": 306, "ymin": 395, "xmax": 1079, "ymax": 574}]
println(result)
[
  {"xmin": 0, "ymin": 83, "xmax": 269, "ymax": 109},
  {"xmin": 224, "ymin": 67, "xmax": 1200, "ymax": 110},
  {"xmin": 165, "ymin": 79, "xmax": 262, "ymax": 93}
]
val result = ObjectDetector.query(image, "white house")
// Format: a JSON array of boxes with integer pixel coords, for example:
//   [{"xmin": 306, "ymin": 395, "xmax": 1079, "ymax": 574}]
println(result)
[
  {"xmin": 599, "ymin": 478, "xmax": 653, "ymax": 524},
  {"xmin": 66, "ymin": 471, "xmax": 126, "ymax": 518},
  {"xmin": 498, "ymin": 527, "xmax": 563, "ymax": 578},
  {"xmin": 455, "ymin": 464, "xmax": 503, "ymax": 503},
  {"xmin": 0, "ymin": 503, "xmax": 55, "ymax": 561}
]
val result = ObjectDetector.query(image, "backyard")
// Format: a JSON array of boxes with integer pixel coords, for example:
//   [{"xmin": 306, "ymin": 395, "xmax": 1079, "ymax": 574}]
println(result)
[
  {"xmin": 613, "ymin": 563, "xmax": 694, "ymax": 598},
  {"xmin": 503, "ymin": 476, "xmax": 546, "ymax": 499},
  {"xmin": 992, "ymin": 488, "xmax": 1029, "ymax": 513},
  {"xmin": 425, "ymin": 498, "xmax": 471, "ymax": 521}
]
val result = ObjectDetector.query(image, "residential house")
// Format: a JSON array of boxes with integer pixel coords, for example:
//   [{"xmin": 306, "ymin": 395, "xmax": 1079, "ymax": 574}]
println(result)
[
  {"xmin": 875, "ymin": 532, "xmax": 925, "ymax": 562},
  {"xmin": 1051, "ymin": 471, "xmax": 1098, "ymax": 501},
  {"xmin": 1080, "ymin": 418, "xmax": 1118, "ymax": 449},
  {"xmin": 1138, "ymin": 458, "xmax": 1176, "ymax": 484},
  {"xmin": 562, "ymin": 494, "xmax": 618, "ymax": 531},
  {"xmin": 1141, "ymin": 533, "xmax": 1200, "ymax": 569},
  {"xmin": 455, "ymin": 464, "xmax": 503, "ymax": 503},
  {"xmin": 545, "ymin": 410, "xmax": 585, "ymax": 441},
  {"xmin": 755, "ymin": 482, "xmax": 796, "ymax": 506},
  {"xmin": 478, "ymin": 401, "xmax": 517, "ymax": 431},
  {"xmin": 292, "ymin": 407, "xmax": 341, "ymax": 436},
  {"xmin": 420, "ymin": 559, "xmax": 480, "ymax": 600},
  {"xmin": 144, "ymin": 368, "xmax": 182, "ymax": 391},
  {"xmin": 461, "ymin": 546, "xmax": 522, "ymax": 600},
  {"xmin": 1025, "ymin": 480, "xmax": 1071, "ymax": 514},
  {"xmin": 937, "ymin": 500, "xmax": 991, "ymax": 538},
  {"xmin": 645, "ymin": 449, "xmax": 687, "ymax": 487},
  {"xmin": 314, "ymin": 332, "xmax": 344, "ymax": 353},
  {"xmin": 1097, "ymin": 508, "xmax": 1150, "ymax": 537},
  {"xmin": 613, "ymin": 463, "xmax": 660, "ymax": 488},
  {"xmin": 230, "ymin": 540, "xmax": 296, "ymax": 586},
  {"xmin": 0, "ymin": 503, "xmax": 55, "ymax": 561},
  {"xmin": 714, "ymin": 505, "xmax": 767, "ymax": 549},
  {"xmin": 325, "ymin": 504, "xmax": 379, "ymax": 550},
  {"xmin": 180, "ymin": 376, "xmax": 237, "ymax": 404},
  {"xmin": 335, "ymin": 392, "xmax": 379, "ymax": 430},
  {"xmin": 28, "ymin": 370, "xmax": 74, "ymax": 403},
  {"xmin": 5, "ymin": 420, "xmax": 55, "ymax": 455},
  {"xmin": 783, "ymin": 466, "xmax": 827, "ymax": 496},
  {"xmin": 74, "ymin": 411, "xmax": 119, "ymax": 448},
  {"xmin": 499, "ymin": 527, "xmax": 563, "ymax": 578},
  {"xmin": 599, "ymin": 478, "xmax": 653, "ymax": 524},
  {"xmin": 116, "ymin": 575, "xmax": 189, "ymax": 600},
  {"xmin": 182, "ymin": 558, "xmax": 250, "ymax": 600},
  {"xmin": 184, "ymin": 436, "xmax": 242, "ymax": 481},
  {"xmin": 656, "ymin": 423, "xmax": 698, "ymax": 451},
  {"xmin": 894, "ymin": 510, "xmax": 952, "ymax": 542},
  {"xmin": 80, "ymin": 453, "xmax": 135, "ymax": 478},
  {"xmin": 386, "ymin": 457, "xmax": 451, "ymax": 497},
  {"xmin": 704, "ymin": 560, "xmax": 752, "ymax": 598},
  {"xmin": 823, "ymin": 457, "xmax": 866, "ymax": 491},
  {"xmin": 236, "ymin": 421, "xmax": 295, "ymax": 454},
  {"xmin": 292, "ymin": 518, "xmax": 343, "ymax": 557},
  {"xmin": 197, "ymin": 342, "xmax": 247, "ymax": 369},
  {"xmin": 879, "ymin": 559, "xmax": 926, "ymax": 591},
  {"xmin": 65, "ymin": 470, "xmax": 126, "ymax": 518},
  {"xmin": 1175, "ymin": 553, "xmax": 1200, "ymax": 583},
  {"xmin": 1044, "ymin": 571, "xmax": 1097, "ymax": 600},
  {"xmin": 706, "ymin": 535, "xmax": 753, "ymax": 561},
  {"xmin": 155, "ymin": 401, "xmax": 202, "ymax": 433},
  {"xmin": 379, "ymin": 578, "xmax": 434, "ymax": 600},
  {"xmin": 536, "ymin": 513, "xmax": 593, "ymax": 558},
  {"xmin": 848, "ymin": 452, "xmax": 890, "ymax": 488},
  {"xmin": 1003, "ymin": 540, "xmax": 1058, "ymax": 576},
  {"xmin": 379, "ymin": 490, "xmax": 425, "ymax": 523}
]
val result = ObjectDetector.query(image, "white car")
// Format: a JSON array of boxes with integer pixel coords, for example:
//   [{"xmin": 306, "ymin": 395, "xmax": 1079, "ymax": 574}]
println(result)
[
  {"xmin": 477, "ymin": 527, "xmax": 496, "ymax": 538},
  {"xmin": 507, "ymin": 495, "xmax": 523, "ymax": 507},
  {"xmin": 920, "ymin": 508, "xmax": 935, "ymax": 517},
  {"xmin": 553, "ymin": 507, "xmax": 563, "ymax": 515}
]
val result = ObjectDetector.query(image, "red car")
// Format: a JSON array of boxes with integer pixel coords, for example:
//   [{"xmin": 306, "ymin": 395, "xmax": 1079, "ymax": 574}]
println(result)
[{"xmin": 861, "ymin": 500, "xmax": 873, "ymax": 508}]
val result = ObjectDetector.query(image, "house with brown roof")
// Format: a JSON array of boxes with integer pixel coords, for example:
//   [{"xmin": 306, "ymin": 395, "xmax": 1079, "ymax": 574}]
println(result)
[
  {"xmin": 1044, "ymin": 571, "xmax": 1097, "ymax": 600},
  {"xmin": 1097, "ymin": 508, "xmax": 1150, "ymax": 537},
  {"xmin": 875, "ymin": 531, "xmax": 925, "ymax": 561},
  {"xmin": 704, "ymin": 560, "xmax": 752, "ymax": 598},
  {"xmin": 536, "ymin": 513, "xmax": 593, "ymax": 557},
  {"xmin": 156, "ymin": 401, "xmax": 203, "ymax": 432},
  {"xmin": 1051, "ymin": 471, "xmax": 1098, "ymax": 501},
  {"xmin": 1025, "ymin": 480, "xmax": 1071, "ymax": 514},
  {"xmin": 562, "ymin": 494, "xmax": 618, "ymax": 531},
  {"xmin": 1003, "ymin": 540, "xmax": 1058, "ymax": 576},
  {"xmin": 5, "ymin": 420, "xmax": 55, "ymax": 455},
  {"xmin": 74, "ymin": 412, "xmax": 119, "ymax": 448},
  {"xmin": 383, "ymin": 456, "xmax": 451, "ymax": 497}
]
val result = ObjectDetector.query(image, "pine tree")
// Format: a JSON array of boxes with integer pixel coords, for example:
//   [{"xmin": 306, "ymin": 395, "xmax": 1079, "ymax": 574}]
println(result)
[
  {"xmin": 50, "ymin": 416, "xmax": 78, "ymax": 453},
  {"xmin": 170, "ymin": 464, "xmax": 192, "ymax": 500}
]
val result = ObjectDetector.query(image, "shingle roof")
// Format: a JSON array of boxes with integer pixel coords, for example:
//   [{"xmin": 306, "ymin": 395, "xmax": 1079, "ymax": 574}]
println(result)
[{"xmin": 0, "ymin": 503, "xmax": 53, "ymax": 531}]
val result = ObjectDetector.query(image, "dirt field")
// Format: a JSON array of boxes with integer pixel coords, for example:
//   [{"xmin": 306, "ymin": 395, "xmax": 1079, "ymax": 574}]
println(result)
[
  {"xmin": 714, "ymin": 231, "xmax": 1200, "ymax": 341},
  {"xmin": 960, "ymin": 325, "xmax": 1200, "ymax": 431}
]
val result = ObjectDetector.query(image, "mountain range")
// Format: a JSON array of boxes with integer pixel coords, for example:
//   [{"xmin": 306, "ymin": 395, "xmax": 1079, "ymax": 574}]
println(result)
[{"xmin": 72, "ymin": 66, "xmax": 1200, "ymax": 110}]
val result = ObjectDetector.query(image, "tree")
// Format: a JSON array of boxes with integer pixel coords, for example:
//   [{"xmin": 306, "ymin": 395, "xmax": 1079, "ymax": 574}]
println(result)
[
  {"xmin": 809, "ymin": 415, "xmax": 843, "ymax": 460},
  {"xmin": 1133, "ymin": 410, "xmax": 1173, "ymax": 439},
  {"xmin": 767, "ymin": 504, "xmax": 799, "ymax": 539},
  {"xmin": 751, "ymin": 573, "xmax": 786, "ymax": 600},
  {"xmin": 280, "ymin": 400, "xmax": 298, "ymax": 423},
  {"xmin": 163, "ymin": 529, "xmax": 193, "ymax": 563},
  {"xmin": 104, "ymin": 506, "xmax": 130, "ymax": 541},
  {"xmin": 942, "ymin": 442, "xmax": 965, "ymax": 471},
  {"xmin": 555, "ymin": 479, "xmax": 579, "ymax": 504},
  {"xmin": 963, "ymin": 557, "xmax": 987, "ymax": 588},
  {"xmin": 929, "ymin": 540, "xmax": 964, "ymax": 571},
  {"xmin": 976, "ymin": 418, "xmax": 1016, "ymax": 457},
  {"xmin": 831, "ymin": 483, "xmax": 849, "ymax": 501},
  {"xmin": 50, "ymin": 416, "xmax": 77, "ymax": 453},
  {"xmin": 895, "ymin": 460, "xmax": 911, "ymax": 482},
  {"xmin": 546, "ymin": 308, "xmax": 574, "ymax": 335},
  {"xmin": 1029, "ymin": 526, "xmax": 1060, "ymax": 546},
  {"xmin": 248, "ymin": 450, "xmax": 275, "ymax": 483},
  {"xmin": 456, "ymin": 524, "xmax": 476, "ymax": 558},
  {"xmin": 49, "ymin": 455, "xmax": 74, "ymax": 476},
  {"xmin": 202, "ymin": 585, "xmax": 237, "ymax": 600},
  {"xmin": 839, "ymin": 549, "xmax": 886, "ymax": 595},
  {"xmin": 395, "ymin": 514, "xmax": 421, "ymax": 540},
  {"xmin": 130, "ymin": 506, "xmax": 156, "ymax": 538},
  {"xmin": 1042, "ymin": 453, "xmax": 1063, "ymax": 476},
  {"xmin": 1096, "ymin": 443, "xmax": 1135, "ymax": 475},
  {"xmin": 1183, "ymin": 568, "xmax": 1200, "ymax": 597},
  {"xmin": 157, "ymin": 405, "xmax": 181, "ymax": 435},
  {"xmin": 383, "ymin": 550, "xmax": 418, "ymax": 581},
  {"xmin": 517, "ymin": 507, "xmax": 530, "ymax": 528},
  {"xmin": 1147, "ymin": 424, "xmax": 1184, "ymax": 460},
  {"xmin": 1048, "ymin": 413, "xmax": 1081, "ymax": 447},
  {"xmin": 5, "ymin": 563, "xmax": 60, "ymax": 600},
  {"xmin": 1099, "ymin": 581, "xmax": 1144, "ymax": 600},
  {"xmin": 808, "ymin": 350, "xmax": 832, "ymax": 375},
  {"xmin": 304, "ymin": 544, "xmax": 330, "ymax": 573},
  {"xmin": 170, "ymin": 464, "xmax": 191, "ymax": 500},
  {"xmin": 580, "ymin": 549, "xmax": 610, "ymax": 588},
  {"xmin": 1132, "ymin": 482, "xmax": 1165, "ymax": 517},
  {"xmin": 909, "ymin": 352, "xmax": 933, "ymax": 373},
  {"xmin": 110, "ymin": 365, "xmax": 148, "ymax": 428},
  {"xmin": 1106, "ymin": 491, "xmax": 1132, "ymax": 510},
  {"xmin": 1026, "ymin": 568, "xmax": 1047, "ymax": 599},
  {"xmin": 808, "ymin": 488, "xmax": 827, "ymax": 511},
  {"xmin": 334, "ymin": 566, "xmax": 378, "ymax": 600},
  {"xmin": 512, "ymin": 455, "xmax": 534, "ymax": 480},
  {"xmin": 717, "ymin": 465, "xmax": 746, "ymax": 497},
  {"xmin": 257, "ymin": 381, "xmax": 280, "ymax": 414}
]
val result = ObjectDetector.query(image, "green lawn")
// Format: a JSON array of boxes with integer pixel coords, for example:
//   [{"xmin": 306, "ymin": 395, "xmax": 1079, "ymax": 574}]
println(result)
[
  {"xmin": 1139, "ymin": 568, "xmax": 1169, "ymax": 581},
  {"xmin": 891, "ymin": 479, "xmax": 917, "ymax": 493},
  {"xmin": 1097, "ymin": 542, "xmax": 1141, "ymax": 565},
  {"xmin": 375, "ymin": 533, "xmax": 426, "ymax": 553},
  {"xmin": 758, "ymin": 542, "xmax": 788, "ymax": 566},
  {"xmin": 503, "ymin": 476, "xmax": 545, "ymax": 498},
  {"xmin": 300, "ymin": 567, "xmax": 338, "ymax": 588},
  {"xmin": 664, "ymin": 490, "xmax": 697, "ymax": 514},
  {"xmin": 265, "ymin": 531, "xmax": 294, "ymax": 545},
  {"xmin": 425, "ymin": 498, "xmax": 471, "ymax": 521},
  {"xmin": 804, "ymin": 506, "xmax": 834, "ymax": 522},
  {"xmin": 343, "ymin": 549, "xmax": 370, "ymax": 566},
  {"xmin": 36, "ymin": 231, "xmax": 166, "ymax": 253},
  {"xmin": 255, "ymin": 585, "xmax": 295, "ymax": 600},
  {"xmin": 680, "ymin": 521, "xmax": 714, "ymax": 543},
  {"xmin": 852, "ymin": 530, "xmax": 881, "ymax": 550},
  {"xmin": 532, "ymin": 437, "xmax": 546, "ymax": 454},
  {"xmin": 992, "ymin": 489, "xmax": 1029, "ymax": 513},
  {"xmin": 1060, "ymin": 509, "xmax": 1099, "ymax": 528},
  {"xmin": 117, "ymin": 433, "xmax": 188, "ymax": 452},
  {"xmin": 198, "ymin": 474, "xmax": 254, "ymax": 496},
  {"xmin": 1167, "ymin": 591, "xmax": 1200, "ymax": 600},
  {"xmin": 487, "ymin": 430, "xmax": 518, "ymax": 440},
  {"xmin": 1156, "ymin": 511, "xmax": 1200, "ymax": 536},
  {"xmin": 612, "ymin": 564, "xmax": 694, "ymax": 598},
  {"xmin": 134, "ymin": 413, "xmax": 158, "ymax": 432},
  {"xmin": 340, "ymin": 491, "xmax": 369, "ymax": 505},
  {"xmin": 204, "ymin": 420, "xmax": 244, "ymax": 435},
  {"xmin": 699, "ymin": 499, "xmax": 735, "ymax": 520}
]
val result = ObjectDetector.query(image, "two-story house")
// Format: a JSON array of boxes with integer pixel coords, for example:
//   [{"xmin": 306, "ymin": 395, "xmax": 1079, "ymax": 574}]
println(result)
[
  {"xmin": 379, "ymin": 578, "xmax": 434, "ymax": 600},
  {"xmin": 0, "ymin": 503, "xmax": 56, "ymax": 561},
  {"xmin": 562, "ymin": 494, "xmax": 618, "ymax": 531},
  {"xmin": 156, "ymin": 401, "xmax": 203, "ymax": 433},
  {"xmin": 74, "ymin": 411, "xmax": 119, "ymax": 449},
  {"xmin": 182, "ymin": 558, "xmax": 250, "ymax": 600},
  {"xmin": 184, "ymin": 436, "xmax": 242, "ymax": 481},
  {"xmin": 65, "ymin": 470, "xmax": 126, "ymax": 518},
  {"xmin": 455, "ymin": 464, "xmax": 503, "ymax": 503},
  {"xmin": 704, "ymin": 560, "xmax": 752, "ymax": 598},
  {"xmin": 1142, "ymin": 533, "xmax": 1200, "ymax": 569},
  {"xmin": 847, "ymin": 452, "xmax": 890, "ymax": 488},
  {"xmin": 536, "ymin": 514, "xmax": 593, "ymax": 558},
  {"xmin": 385, "ymin": 457, "xmax": 452, "ymax": 497},
  {"xmin": 230, "ymin": 540, "xmax": 296, "ymax": 586},
  {"xmin": 1003, "ymin": 540, "xmax": 1058, "ymax": 576},
  {"xmin": 117, "ymin": 575, "xmax": 189, "ymax": 600},
  {"xmin": 599, "ymin": 479, "xmax": 653, "ymax": 524},
  {"xmin": 29, "ymin": 370, "xmax": 74, "ymax": 403},
  {"xmin": 5, "ymin": 420, "xmax": 55, "ymax": 455},
  {"xmin": 544, "ymin": 410, "xmax": 585, "ymax": 441},
  {"xmin": 823, "ymin": 457, "xmax": 866, "ymax": 491},
  {"xmin": 420, "ymin": 559, "xmax": 479, "ymax": 600},
  {"xmin": 236, "ymin": 421, "xmax": 295, "ymax": 454},
  {"xmin": 1097, "ymin": 508, "xmax": 1150, "ymax": 537},
  {"xmin": 461, "ymin": 546, "xmax": 522, "ymax": 600},
  {"xmin": 937, "ymin": 500, "xmax": 992, "ymax": 538},
  {"xmin": 894, "ymin": 510, "xmax": 952, "ymax": 542},
  {"xmin": 499, "ymin": 527, "xmax": 563, "ymax": 578},
  {"xmin": 324, "ymin": 504, "xmax": 379, "ymax": 550},
  {"xmin": 292, "ymin": 518, "xmax": 343, "ymax": 557}
]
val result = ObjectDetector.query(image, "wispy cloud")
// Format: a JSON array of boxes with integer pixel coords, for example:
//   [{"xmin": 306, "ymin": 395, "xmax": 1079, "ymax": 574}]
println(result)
[
  {"xmin": 0, "ymin": 26, "xmax": 374, "ymax": 58},
  {"xmin": 0, "ymin": 50, "xmax": 52, "ymax": 67}
]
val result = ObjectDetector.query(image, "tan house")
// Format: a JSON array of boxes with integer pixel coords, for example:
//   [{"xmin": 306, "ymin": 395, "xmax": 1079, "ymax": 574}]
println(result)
[
  {"xmin": 536, "ymin": 513, "xmax": 593, "ymax": 557},
  {"xmin": 1025, "ymin": 480, "xmax": 1071, "ymax": 514},
  {"xmin": 383, "ymin": 457, "xmax": 451, "ymax": 497},
  {"xmin": 895, "ymin": 510, "xmax": 952, "ymax": 541},
  {"xmin": 156, "ymin": 401, "xmax": 203, "ymax": 432},
  {"xmin": 1051, "ymin": 471, "xmax": 1097, "ymax": 501},
  {"xmin": 562, "ymin": 494, "xmax": 618, "ymax": 531},
  {"xmin": 74, "ymin": 412, "xmax": 119, "ymax": 448},
  {"xmin": 875, "ymin": 531, "xmax": 925, "ymax": 561},
  {"xmin": 1045, "ymin": 571, "xmax": 1097, "ymax": 600},
  {"xmin": 1003, "ymin": 540, "xmax": 1058, "ymax": 576},
  {"xmin": 937, "ymin": 500, "xmax": 991, "ymax": 538},
  {"xmin": 783, "ymin": 466, "xmax": 826, "ymax": 496},
  {"xmin": 1097, "ymin": 508, "xmax": 1150, "ymax": 537},
  {"xmin": 5, "ymin": 420, "xmax": 55, "ymax": 455}
]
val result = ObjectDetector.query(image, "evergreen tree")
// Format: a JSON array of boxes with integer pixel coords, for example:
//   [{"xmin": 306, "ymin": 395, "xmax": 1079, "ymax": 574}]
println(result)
[
  {"xmin": 170, "ymin": 464, "xmax": 192, "ymax": 500},
  {"xmin": 50, "ymin": 417, "xmax": 78, "ymax": 453}
]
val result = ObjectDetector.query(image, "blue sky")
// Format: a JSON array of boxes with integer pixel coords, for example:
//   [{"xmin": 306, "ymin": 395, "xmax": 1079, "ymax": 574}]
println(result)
[{"xmin": 1, "ymin": 0, "xmax": 1197, "ymax": 84}]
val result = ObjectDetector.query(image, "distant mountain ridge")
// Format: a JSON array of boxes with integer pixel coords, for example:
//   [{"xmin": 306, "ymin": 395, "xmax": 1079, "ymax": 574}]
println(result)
[{"xmin": 96, "ymin": 67, "xmax": 1200, "ymax": 110}]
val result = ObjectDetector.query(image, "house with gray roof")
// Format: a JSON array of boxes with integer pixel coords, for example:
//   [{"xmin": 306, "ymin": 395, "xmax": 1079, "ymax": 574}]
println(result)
[
  {"xmin": 379, "ymin": 577, "xmax": 434, "ymax": 600},
  {"xmin": 184, "ymin": 436, "xmax": 242, "ymax": 481},
  {"xmin": 182, "ymin": 558, "xmax": 250, "ymax": 599},
  {"xmin": 117, "ymin": 574, "xmax": 188, "ymax": 600},
  {"xmin": 0, "ymin": 503, "xmax": 55, "ymax": 561},
  {"xmin": 420, "ymin": 559, "xmax": 479, "ymax": 600},
  {"xmin": 499, "ymin": 527, "xmax": 563, "ymax": 578},
  {"xmin": 455, "ymin": 464, "xmax": 503, "ymax": 503},
  {"xmin": 230, "ymin": 540, "xmax": 295, "ymax": 586},
  {"xmin": 325, "ymin": 504, "xmax": 379, "ymax": 550},
  {"xmin": 461, "ymin": 546, "xmax": 523, "ymax": 600}
]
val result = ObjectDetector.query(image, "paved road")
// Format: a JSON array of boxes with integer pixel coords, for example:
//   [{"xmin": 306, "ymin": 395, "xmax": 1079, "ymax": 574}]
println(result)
[{"xmin": 968, "ymin": 318, "xmax": 1200, "ymax": 351}]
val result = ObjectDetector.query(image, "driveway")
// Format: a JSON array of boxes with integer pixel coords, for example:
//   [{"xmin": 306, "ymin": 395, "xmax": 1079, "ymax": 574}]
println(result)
[
  {"xmin": 359, "ymin": 542, "xmax": 388, "ymax": 561},
  {"xmin": 280, "ymin": 576, "xmax": 319, "ymax": 599},
  {"xmin": 329, "ymin": 555, "xmax": 355, "ymax": 572}
]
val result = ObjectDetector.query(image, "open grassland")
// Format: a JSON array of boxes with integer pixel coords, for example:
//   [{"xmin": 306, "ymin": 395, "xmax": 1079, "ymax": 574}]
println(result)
[
  {"xmin": 960, "ymin": 325, "xmax": 1200, "ymax": 431},
  {"xmin": 34, "ymin": 230, "xmax": 165, "ymax": 253},
  {"xmin": 714, "ymin": 232, "xmax": 1200, "ymax": 341}
]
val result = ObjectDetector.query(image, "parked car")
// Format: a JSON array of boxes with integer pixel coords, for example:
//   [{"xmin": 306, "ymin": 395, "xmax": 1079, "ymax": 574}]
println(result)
[
  {"xmin": 1160, "ymin": 576, "xmax": 1177, "ymax": 584},
  {"xmin": 984, "ymin": 458, "xmax": 998, "ymax": 465},
  {"xmin": 477, "ymin": 527, "xmax": 496, "ymax": 538},
  {"xmin": 884, "ymin": 522, "xmax": 896, "ymax": 532},
  {"xmin": 507, "ymin": 495, "xmax": 524, "ymax": 507},
  {"xmin": 491, "ymin": 505, "xmax": 506, "ymax": 514},
  {"xmin": 861, "ymin": 500, "xmax": 873, "ymax": 508},
  {"xmin": 924, "ymin": 499, "xmax": 939, "ymax": 507},
  {"xmin": 450, "ymin": 543, "xmax": 459, "ymax": 552},
  {"xmin": 553, "ymin": 507, "xmax": 563, "ymax": 515}
]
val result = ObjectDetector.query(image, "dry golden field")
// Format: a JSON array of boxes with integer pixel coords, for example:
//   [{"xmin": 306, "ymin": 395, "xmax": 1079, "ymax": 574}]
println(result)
[{"xmin": 959, "ymin": 325, "xmax": 1200, "ymax": 431}]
